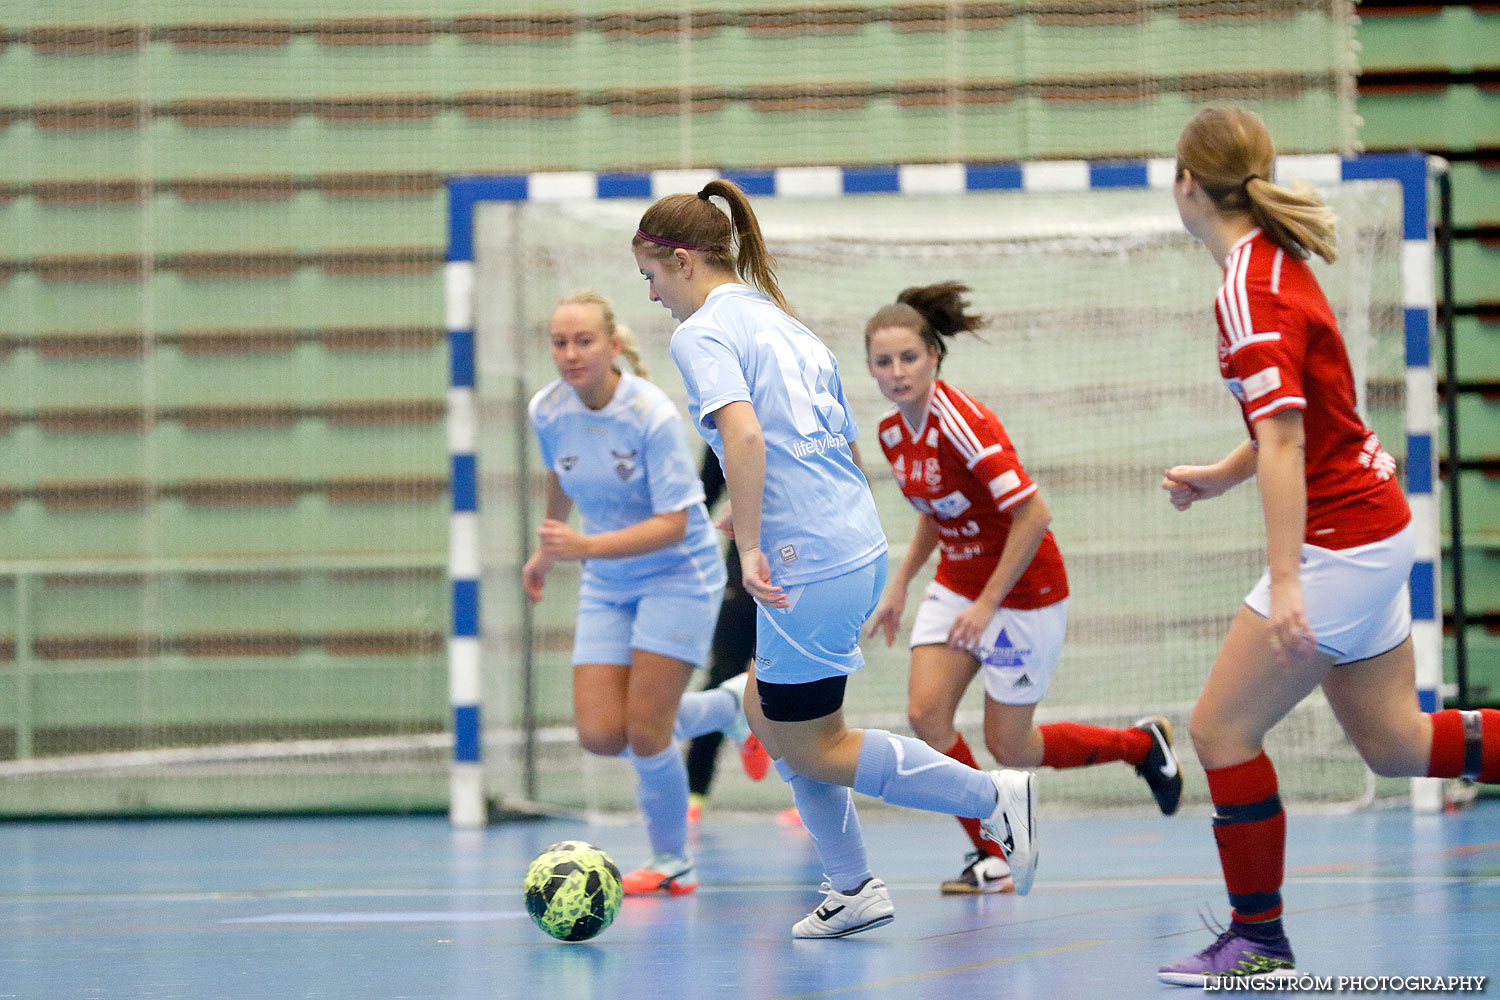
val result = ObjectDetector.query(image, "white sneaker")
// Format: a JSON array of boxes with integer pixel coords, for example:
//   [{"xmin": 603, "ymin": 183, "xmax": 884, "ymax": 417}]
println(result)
[
  {"xmin": 940, "ymin": 851, "xmax": 1014, "ymax": 895},
  {"xmin": 979, "ymin": 769, "xmax": 1037, "ymax": 896},
  {"xmin": 792, "ymin": 877, "xmax": 894, "ymax": 938}
]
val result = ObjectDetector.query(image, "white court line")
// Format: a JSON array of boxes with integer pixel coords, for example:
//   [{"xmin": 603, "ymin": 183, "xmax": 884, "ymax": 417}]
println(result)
[
  {"xmin": 223, "ymin": 911, "xmax": 530, "ymax": 924},
  {"xmin": 8, "ymin": 871, "xmax": 1496, "ymax": 912}
]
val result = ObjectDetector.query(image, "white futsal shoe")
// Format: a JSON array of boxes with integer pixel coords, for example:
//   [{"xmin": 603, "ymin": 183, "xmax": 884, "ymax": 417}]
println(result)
[
  {"xmin": 979, "ymin": 769, "xmax": 1037, "ymax": 896},
  {"xmin": 940, "ymin": 850, "xmax": 1015, "ymax": 895},
  {"xmin": 792, "ymin": 877, "xmax": 894, "ymax": 938}
]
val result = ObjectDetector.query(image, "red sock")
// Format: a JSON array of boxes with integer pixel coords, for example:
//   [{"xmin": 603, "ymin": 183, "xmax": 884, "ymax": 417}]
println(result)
[
  {"xmin": 1039, "ymin": 721, "xmax": 1152, "ymax": 769},
  {"xmin": 943, "ymin": 733, "xmax": 1005, "ymax": 857},
  {"xmin": 1427, "ymin": 709, "xmax": 1500, "ymax": 783},
  {"xmin": 1206, "ymin": 753, "xmax": 1285, "ymax": 928}
]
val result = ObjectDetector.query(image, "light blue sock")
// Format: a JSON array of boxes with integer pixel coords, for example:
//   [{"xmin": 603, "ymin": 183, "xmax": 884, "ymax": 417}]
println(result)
[
  {"xmin": 852, "ymin": 728, "xmax": 998, "ymax": 818},
  {"xmin": 631, "ymin": 744, "xmax": 690, "ymax": 860},
  {"xmin": 775, "ymin": 759, "xmax": 871, "ymax": 894},
  {"xmin": 673, "ymin": 687, "xmax": 737, "ymax": 741}
]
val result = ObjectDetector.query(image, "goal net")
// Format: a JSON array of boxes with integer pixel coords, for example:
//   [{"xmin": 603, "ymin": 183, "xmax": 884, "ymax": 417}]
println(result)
[{"xmin": 473, "ymin": 174, "xmax": 1406, "ymax": 816}]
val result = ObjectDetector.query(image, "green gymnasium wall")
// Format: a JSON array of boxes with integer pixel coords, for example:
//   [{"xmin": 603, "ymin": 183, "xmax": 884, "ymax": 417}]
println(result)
[
  {"xmin": 14, "ymin": 0, "xmax": 1489, "ymax": 814},
  {"xmin": 1356, "ymin": 0, "xmax": 1500, "ymax": 704}
]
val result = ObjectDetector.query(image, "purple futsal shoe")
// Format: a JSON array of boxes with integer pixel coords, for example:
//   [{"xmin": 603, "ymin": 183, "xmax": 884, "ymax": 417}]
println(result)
[{"xmin": 1158, "ymin": 927, "xmax": 1297, "ymax": 987}]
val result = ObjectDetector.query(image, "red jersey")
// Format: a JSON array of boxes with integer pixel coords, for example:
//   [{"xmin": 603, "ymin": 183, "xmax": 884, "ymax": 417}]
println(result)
[
  {"xmin": 876, "ymin": 380, "xmax": 1068, "ymax": 608},
  {"xmin": 1215, "ymin": 230, "xmax": 1410, "ymax": 549}
]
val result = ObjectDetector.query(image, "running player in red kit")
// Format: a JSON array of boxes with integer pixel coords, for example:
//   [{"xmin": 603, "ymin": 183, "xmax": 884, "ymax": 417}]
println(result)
[
  {"xmin": 1157, "ymin": 106, "xmax": 1500, "ymax": 987},
  {"xmin": 864, "ymin": 282, "xmax": 1184, "ymax": 895}
]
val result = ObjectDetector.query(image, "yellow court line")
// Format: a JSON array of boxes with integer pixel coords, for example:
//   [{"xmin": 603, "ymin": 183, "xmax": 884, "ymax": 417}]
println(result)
[{"xmin": 773, "ymin": 938, "xmax": 1107, "ymax": 1000}]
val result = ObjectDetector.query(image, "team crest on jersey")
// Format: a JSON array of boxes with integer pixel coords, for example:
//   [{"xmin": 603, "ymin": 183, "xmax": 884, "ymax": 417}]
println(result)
[
  {"xmin": 558, "ymin": 456, "xmax": 579, "ymax": 472},
  {"xmin": 880, "ymin": 425, "xmax": 903, "ymax": 448},
  {"xmin": 983, "ymin": 629, "xmax": 1029, "ymax": 669},
  {"xmin": 612, "ymin": 449, "xmax": 637, "ymax": 480},
  {"xmin": 930, "ymin": 490, "xmax": 972, "ymax": 519}
]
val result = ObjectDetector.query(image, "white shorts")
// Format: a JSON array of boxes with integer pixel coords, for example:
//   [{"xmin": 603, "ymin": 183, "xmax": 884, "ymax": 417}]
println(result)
[
  {"xmin": 1244, "ymin": 521, "xmax": 1413, "ymax": 666},
  {"xmin": 910, "ymin": 581, "xmax": 1069, "ymax": 706}
]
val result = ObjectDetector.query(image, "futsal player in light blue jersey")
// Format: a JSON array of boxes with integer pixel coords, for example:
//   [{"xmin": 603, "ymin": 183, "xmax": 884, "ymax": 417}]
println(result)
[
  {"xmin": 523, "ymin": 289, "xmax": 766, "ymax": 897},
  {"xmin": 632, "ymin": 182, "xmax": 1040, "ymax": 938}
]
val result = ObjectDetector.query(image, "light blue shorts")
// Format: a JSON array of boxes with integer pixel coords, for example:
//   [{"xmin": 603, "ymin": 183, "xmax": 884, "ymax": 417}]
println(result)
[
  {"xmin": 753, "ymin": 557, "xmax": 887, "ymax": 686},
  {"xmin": 572, "ymin": 587, "xmax": 725, "ymax": 669}
]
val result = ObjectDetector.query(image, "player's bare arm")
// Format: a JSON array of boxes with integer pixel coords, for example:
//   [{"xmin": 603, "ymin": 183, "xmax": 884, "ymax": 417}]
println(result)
[
  {"xmin": 1162, "ymin": 438, "xmax": 1258, "ymax": 510},
  {"xmin": 1253, "ymin": 409, "xmax": 1318, "ymax": 664},
  {"xmin": 868, "ymin": 513, "xmax": 940, "ymax": 645},
  {"xmin": 713, "ymin": 400, "xmax": 788, "ymax": 608},
  {"xmin": 947, "ymin": 492, "xmax": 1051, "ymax": 651},
  {"xmin": 522, "ymin": 471, "xmax": 576, "ymax": 601},
  {"xmin": 538, "ymin": 508, "xmax": 690, "ymax": 562}
]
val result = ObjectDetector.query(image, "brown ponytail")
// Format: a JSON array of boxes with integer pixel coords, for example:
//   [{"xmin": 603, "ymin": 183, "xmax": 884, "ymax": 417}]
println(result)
[
  {"xmin": 864, "ymin": 281, "xmax": 986, "ymax": 368},
  {"xmin": 634, "ymin": 179, "xmax": 791, "ymax": 313}
]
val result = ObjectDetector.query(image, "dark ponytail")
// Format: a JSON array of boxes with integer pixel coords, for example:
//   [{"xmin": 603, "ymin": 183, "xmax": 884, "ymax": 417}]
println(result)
[{"xmin": 864, "ymin": 281, "xmax": 985, "ymax": 366}]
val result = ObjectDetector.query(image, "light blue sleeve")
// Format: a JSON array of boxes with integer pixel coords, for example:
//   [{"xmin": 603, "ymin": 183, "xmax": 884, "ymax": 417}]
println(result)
[
  {"xmin": 642, "ymin": 412, "xmax": 708, "ymax": 516},
  {"xmin": 671, "ymin": 325, "xmax": 751, "ymax": 431},
  {"xmin": 527, "ymin": 400, "xmax": 555, "ymax": 470}
]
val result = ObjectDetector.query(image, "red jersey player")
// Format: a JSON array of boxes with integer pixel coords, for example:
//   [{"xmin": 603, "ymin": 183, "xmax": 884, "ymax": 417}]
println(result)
[
  {"xmin": 1158, "ymin": 107, "xmax": 1500, "ymax": 988},
  {"xmin": 863, "ymin": 281, "xmax": 1184, "ymax": 896}
]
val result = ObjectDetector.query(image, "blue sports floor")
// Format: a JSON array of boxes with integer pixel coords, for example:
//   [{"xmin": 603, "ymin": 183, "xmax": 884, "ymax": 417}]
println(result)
[{"xmin": 2, "ymin": 800, "xmax": 1496, "ymax": 999}]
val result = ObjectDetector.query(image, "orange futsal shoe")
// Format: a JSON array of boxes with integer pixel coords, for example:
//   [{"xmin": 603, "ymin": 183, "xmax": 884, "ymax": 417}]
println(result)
[{"xmin": 621, "ymin": 854, "xmax": 698, "ymax": 896}]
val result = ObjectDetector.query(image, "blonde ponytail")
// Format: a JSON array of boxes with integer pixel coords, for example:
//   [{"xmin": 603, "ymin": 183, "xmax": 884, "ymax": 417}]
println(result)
[
  {"xmin": 613, "ymin": 322, "xmax": 649, "ymax": 379},
  {"xmin": 1243, "ymin": 176, "xmax": 1338, "ymax": 264},
  {"xmin": 1177, "ymin": 106, "xmax": 1338, "ymax": 264}
]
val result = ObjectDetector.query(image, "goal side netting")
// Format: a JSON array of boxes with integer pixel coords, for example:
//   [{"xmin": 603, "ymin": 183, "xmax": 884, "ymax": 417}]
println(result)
[{"xmin": 473, "ymin": 179, "xmax": 1405, "ymax": 816}]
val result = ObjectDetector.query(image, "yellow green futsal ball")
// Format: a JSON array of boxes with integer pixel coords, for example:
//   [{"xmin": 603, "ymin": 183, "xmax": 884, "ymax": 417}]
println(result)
[{"xmin": 523, "ymin": 840, "xmax": 624, "ymax": 942}]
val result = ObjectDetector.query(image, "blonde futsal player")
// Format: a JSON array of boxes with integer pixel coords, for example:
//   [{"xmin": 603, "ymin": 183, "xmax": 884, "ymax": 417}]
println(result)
[
  {"xmin": 524, "ymin": 289, "xmax": 760, "ymax": 896},
  {"xmin": 1158, "ymin": 107, "xmax": 1500, "ymax": 986}
]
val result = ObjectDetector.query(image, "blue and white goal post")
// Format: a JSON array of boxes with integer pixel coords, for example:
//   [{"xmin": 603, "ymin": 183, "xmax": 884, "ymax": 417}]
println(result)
[{"xmin": 444, "ymin": 152, "xmax": 1443, "ymax": 826}]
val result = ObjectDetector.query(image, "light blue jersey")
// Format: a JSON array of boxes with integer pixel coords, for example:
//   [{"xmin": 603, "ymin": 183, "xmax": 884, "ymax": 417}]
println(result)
[
  {"xmin": 669, "ymin": 283, "xmax": 887, "ymax": 587},
  {"xmin": 528, "ymin": 372, "xmax": 727, "ymax": 600}
]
